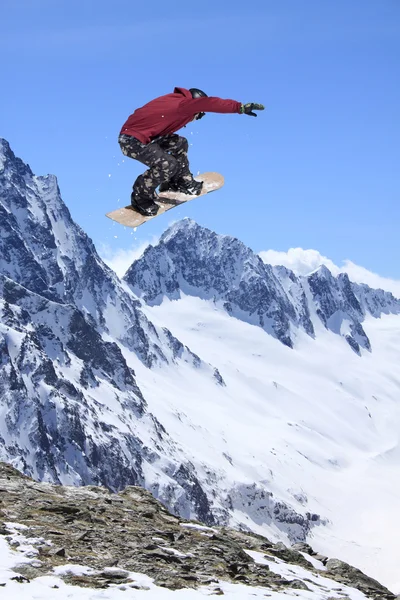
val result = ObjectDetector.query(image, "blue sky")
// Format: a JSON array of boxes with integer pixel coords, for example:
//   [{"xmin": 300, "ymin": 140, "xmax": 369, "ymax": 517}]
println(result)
[{"xmin": 2, "ymin": 0, "xmax": 400, "ymax": 278}]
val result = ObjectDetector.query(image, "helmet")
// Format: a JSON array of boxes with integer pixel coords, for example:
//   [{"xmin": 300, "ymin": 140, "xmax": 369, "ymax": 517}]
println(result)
[
  {"xmin": 189, "ymin": 88, "xmax": 208, "ymax": 99},
  {"xmin": 190, "ymin": 88, "xmax": 207, "ymax": 120}
]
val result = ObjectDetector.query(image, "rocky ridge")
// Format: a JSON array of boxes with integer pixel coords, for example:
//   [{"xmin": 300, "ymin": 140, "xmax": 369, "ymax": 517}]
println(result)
[
  {"xmin": 0, "ymin": 462, "xmax": 397, "ymax": 598},
  {"xmin": 125, "ymin": 219, "xmax": 400, "ymax": 354}
]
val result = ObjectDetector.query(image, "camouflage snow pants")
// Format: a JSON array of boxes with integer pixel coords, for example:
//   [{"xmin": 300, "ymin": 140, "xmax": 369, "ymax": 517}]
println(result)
[{"xmin": 118, "ymin": 133, "xmax": 194, "ymax": 204}]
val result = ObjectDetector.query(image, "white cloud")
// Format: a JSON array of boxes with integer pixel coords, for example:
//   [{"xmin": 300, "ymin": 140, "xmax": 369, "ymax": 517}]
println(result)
[
  {"xmin": 99, "ymin": 239, "xmax": 156, "ymax": 278},
  {"xmin": 260, "ymin": 248, "xmax": 400, "ymax": 298},
  {"xmin": 260, "ymin": 248, "xmax": 340, "ymax": 277}
]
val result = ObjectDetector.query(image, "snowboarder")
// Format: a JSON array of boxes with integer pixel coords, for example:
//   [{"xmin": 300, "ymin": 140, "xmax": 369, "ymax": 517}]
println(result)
[{"xmin": 118, "ymin": 87, "xmax": 264, "ymax": 216}]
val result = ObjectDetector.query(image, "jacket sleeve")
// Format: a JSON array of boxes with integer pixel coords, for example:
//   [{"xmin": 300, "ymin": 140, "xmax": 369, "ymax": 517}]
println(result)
[{"xmin": 180, "ymin": 97, "xmax": 242, "ymax": 115}]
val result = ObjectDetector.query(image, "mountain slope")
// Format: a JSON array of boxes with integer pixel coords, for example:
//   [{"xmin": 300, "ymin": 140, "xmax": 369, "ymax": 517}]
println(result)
[
  {"xmin": 134, "ymin": 292, "xmax": 400, "ymax": 592},
  {"xmin": 124, "ymin": 219, "xmax": 400, "ymax": 590},
  {"xmin": 0, "ymin": 139, "xmax": 227, "ymax": 522}
]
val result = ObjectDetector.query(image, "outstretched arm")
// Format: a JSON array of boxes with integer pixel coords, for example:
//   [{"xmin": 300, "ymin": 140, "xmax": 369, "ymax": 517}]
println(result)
[
  {"xmin": 180, "ymin": 96, "xmax": 264, "ymax": 116},
  {"xmin": 181, "ymin": 96, "xmax": 241, "ymax": 115}
]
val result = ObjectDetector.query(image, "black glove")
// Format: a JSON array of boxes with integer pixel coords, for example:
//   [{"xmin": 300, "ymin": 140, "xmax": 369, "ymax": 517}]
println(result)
[
  {"xmin": 195, "ymin": 112, "xmax": 205, "ymax": 120},
  {"xmin": 240, "ymin": 103, "xmax": 265, "ymax": 117}
]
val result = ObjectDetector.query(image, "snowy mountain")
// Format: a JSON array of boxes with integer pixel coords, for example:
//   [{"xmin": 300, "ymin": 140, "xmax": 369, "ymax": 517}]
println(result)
[
  {"xmin": 124, "ymin": 219, "xmax": 400, "ymax": 354},
  {"xmin": 0, "ymin": 138, "xmax": 226, "ymax": 518},
  {"xmin": 1, "ymin": 139, "xmax": 400, "ymax": 591},
  {"xmin": 0, "ymin": 138, "xmax": 316, "ymax": 538}
]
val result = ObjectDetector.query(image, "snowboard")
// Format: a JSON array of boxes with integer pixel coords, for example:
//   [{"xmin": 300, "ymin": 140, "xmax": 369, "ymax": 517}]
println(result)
[{"xmin": 106, "ymin": 172, "xmax": 224, "ymax": 229}]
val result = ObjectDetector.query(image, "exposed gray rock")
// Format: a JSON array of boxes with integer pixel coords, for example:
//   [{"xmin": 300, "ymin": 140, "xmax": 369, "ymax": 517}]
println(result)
[
  {"xmin": 226, "ymin": 483, "xmax": 321, "ymax": 542},
  {"xmin": 324, "ymin": 558, "xmax": 395, "ymax": 599},
  {"xmin": 0, "ymin": 462, "xmax": 396, "ymax": 598},
  {"xmin": 291, "ymin": 542, "xmax": 328, "ymax": 564},
  {"xmin": 0, "ymin": 463, "xmax": 297, "ymax": 591}
]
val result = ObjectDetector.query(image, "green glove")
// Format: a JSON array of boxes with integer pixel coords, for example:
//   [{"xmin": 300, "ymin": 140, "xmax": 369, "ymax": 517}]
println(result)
[{"xmin": 240, "ymin": 103, "xmax": 265, "ymax": 117}]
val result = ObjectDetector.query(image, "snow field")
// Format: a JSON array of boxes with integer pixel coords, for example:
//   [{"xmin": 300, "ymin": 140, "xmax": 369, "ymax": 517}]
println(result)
[{"xmin": 129, "ymin": 295, "xmax": 400, "ymax": 591}]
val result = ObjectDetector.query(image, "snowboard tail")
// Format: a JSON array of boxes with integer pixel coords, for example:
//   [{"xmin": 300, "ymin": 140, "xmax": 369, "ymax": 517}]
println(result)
[{"xmin": 106, "ymin": 172, "xmax": 224, "ymax": 229}]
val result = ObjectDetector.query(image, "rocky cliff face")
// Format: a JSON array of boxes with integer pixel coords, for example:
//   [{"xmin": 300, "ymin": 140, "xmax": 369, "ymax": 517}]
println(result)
[
  {"xmin": 124, "ymin": 219, "xmax": 313, "ymax": 349},
  {"xmin": 0, "ymin": 138, "xmax": 199, "ymax": 369},
  {"xmin": 125, "ymin": 219, "xmax": 400, "ymax": 354},
  {"xmin": 0, "ymin": 139, "xmax": 221, "ymax": 515},
  {"xmin": 0, "ymin": 462, "xmax": 397, "ymax": 599}
]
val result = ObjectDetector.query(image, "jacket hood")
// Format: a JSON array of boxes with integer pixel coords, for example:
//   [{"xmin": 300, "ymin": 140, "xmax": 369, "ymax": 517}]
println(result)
[{"xmin": 174, "ymin": 87, "xmax": 192, "ymax": 98}]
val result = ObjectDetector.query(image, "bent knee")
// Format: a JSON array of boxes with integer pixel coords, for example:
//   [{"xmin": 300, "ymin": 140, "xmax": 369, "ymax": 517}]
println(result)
[
  {"xmin": 160, "ymin": 156, "xmax": 179, "ymax": 178},
  {"xmin": 175, "ymin": 136, "xmax": 189, "ymax": 154}
]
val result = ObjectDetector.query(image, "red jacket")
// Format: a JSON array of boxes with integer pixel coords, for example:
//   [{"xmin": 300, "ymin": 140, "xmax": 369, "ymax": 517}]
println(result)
[{"xmin": 120, "ymin": 87, "xmax": 242, "ymax": 144}]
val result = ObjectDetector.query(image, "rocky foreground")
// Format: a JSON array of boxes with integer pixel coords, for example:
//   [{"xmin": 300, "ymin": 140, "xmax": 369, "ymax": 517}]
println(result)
[{"xmin": 0, "ymin": 463, "xmax": 397, "ymax": 599}]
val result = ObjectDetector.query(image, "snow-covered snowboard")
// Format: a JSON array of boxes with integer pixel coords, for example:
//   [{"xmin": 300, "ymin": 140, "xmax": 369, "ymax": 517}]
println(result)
[{"xmin": 106, "ymin": 172, "xmax": 224, "ymax": 229}]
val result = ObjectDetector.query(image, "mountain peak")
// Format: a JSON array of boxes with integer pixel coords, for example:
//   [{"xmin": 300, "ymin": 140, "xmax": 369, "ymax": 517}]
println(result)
[
  {"xmin": 0, "ymin": 137, "xmax": 33, "ymax": 178},
  {"xmin": 0, "ymin": 136, "xmax": 11, "ymax": 155},
  {"xmin": 161, "ymin": 217, "xmax": 198, "ymax": 238},
  {"xmin": 160, "ymin": 218, "xmax": 232, "ymax": 250},
  {"xmin": 309, "ymin": 264, "xmax": 334, "ymax": 279},
  {"xmin": 0, "ymin": 137, "xmax": 12, "ymax": 160}
]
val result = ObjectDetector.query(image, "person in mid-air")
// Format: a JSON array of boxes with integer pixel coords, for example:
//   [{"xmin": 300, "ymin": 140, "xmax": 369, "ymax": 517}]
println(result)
[{"xmin": 118, "ymin": 87, "xmax": 264, "ymax": 216}]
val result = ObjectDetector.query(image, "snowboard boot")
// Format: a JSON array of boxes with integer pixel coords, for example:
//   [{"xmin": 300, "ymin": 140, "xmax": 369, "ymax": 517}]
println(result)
[
  {"xmin": 130, "ymin": 192, "xmax": 159, "ymax": 217},
  {"xmin": 159, "ymin": 178, "xmax": 203, "ymax": 196},
  {"xmin": 158, "ymin": 180, "xmax": 180, "ymax": 194}
]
